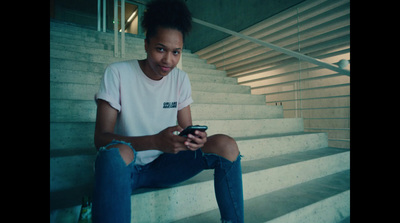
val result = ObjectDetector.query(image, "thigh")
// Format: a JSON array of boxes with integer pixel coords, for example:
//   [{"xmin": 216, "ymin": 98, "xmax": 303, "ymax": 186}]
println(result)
[{"xmin": 138, "ymin": 149, "xmax": 205, "ymax": 188}]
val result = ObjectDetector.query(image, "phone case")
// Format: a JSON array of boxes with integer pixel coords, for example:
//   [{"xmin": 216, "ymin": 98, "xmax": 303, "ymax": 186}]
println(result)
[{"xmin": 179, "ymin": 125, "xmax": 208, "ymax": 137}]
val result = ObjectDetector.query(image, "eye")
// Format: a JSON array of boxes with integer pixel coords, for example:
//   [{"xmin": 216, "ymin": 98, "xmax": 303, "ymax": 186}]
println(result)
[
  {"xmin": 173, "ymin": 50, "xmax": 181, "ymax": 56},
  {"xmin": 156, "ymin": 47, "xmax": 165, "ymax": 52}
]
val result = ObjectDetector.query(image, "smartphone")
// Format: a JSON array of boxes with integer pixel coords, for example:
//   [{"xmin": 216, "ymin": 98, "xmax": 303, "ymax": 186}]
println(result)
[{"xmin": 179, "ymin": 125, "xmax": 208, "ymax": 137}]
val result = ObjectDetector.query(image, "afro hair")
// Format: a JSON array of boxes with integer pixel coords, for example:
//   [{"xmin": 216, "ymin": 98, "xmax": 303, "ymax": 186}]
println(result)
[{"xmin": 141, "ymin": 0, "xmax": 192, "ymax": 42}]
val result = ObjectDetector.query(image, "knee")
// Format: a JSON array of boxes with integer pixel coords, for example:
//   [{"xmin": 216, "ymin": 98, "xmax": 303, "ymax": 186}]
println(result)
[
  {"xmin": 205, "ymin": 134, "xmax": 239, "ymax": 162},
  {"xmin": 106, "ymin": 143, "xmax": 135, "ymax": 166}
]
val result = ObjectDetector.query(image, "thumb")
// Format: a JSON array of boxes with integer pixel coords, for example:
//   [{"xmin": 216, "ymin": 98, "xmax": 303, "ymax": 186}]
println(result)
[{"xmin": 169, "ymin": 125, "xmax": 184, "ymax": 133}]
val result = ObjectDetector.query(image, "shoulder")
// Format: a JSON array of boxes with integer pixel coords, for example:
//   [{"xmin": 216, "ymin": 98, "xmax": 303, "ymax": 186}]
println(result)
[
  {"xmin": 106, "ymin": 59, "xmax": 136, "ymax": 72},
  {"xmin": 171, "ymin": 67, "xmax": 190, "ymax": 81},
  {"xmin": 103, "ymin": 59, "xmax": 138, "ymax": 80}
]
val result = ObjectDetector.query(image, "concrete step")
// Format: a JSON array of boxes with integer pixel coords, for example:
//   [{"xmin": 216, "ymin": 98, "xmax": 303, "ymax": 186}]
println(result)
[
  {"xmin": 173, "ymin": 170, "xmax": 350, "ymax": 223},
  {"xmin": 51, "ymin": 44, "xmax": 213, "ymax": 69},
  {"xmin": 50, "ymin": 80, "xmax": 249, "ymax": 100},
  {"xmin": 50, "ymin": 122, "xmax": 95, "ymax": 151},
  {"xmin": 50, "ymin": 27, "xmax": 145, "ymax": 47},
  {"xmin": 50, "ymin": 99, "xmax": 282, "ymax": 122},
  {"xmin": 50, "ymin": 118, "xmax": 307, "ymax": 151},
  {"xmin": 50, "ymin": 66, "xmax": 236, "ymax": 86},
  {"xmin": 50, "ymin": 132, "xmax": 331, "ymax": 192},
  {"xmin": 50, "ymin": 81, "xmax": 257, "ymax": 103},
  {"xmin": 193, "ymin": 91, "xmax": 265, "ymax": 105},
  {"xmin": 51, "ymin": 41, "xmax": 201, "ymax": 66},
  {"xmin": 50, "ymin": 57, "xmax": 108, "ymax": 73},
  {"xmin": 50, "ymin": 48, "xmax": 146, "ymax": 64},
  {"xmin": 237, "ymin": 132, "xmax": 328, "ymax": 161},
  {"xmin": 50, "ymin": 36, "xmax": 117, "ymax": 52},
  {"xmin": 192, "ymin": 81, "xmax": 250, "ymax": 94},
  {"xmin": 50, "ymin": 56, "xmax": 226, "ymax": 79},
  {"xmin": 194, "ymin": 118, "xmax": 304, "ymax": 138},
  {"xmin": 183, "ymin": 66, "xmax": 227, "ymax": 77},
  {"xmin": 50, "ymin": 147, "xmax": 349, "ymax": 214},
  {"xmin": 50, "ymin": 131, "xmax": 331, "ymax": 201},
  {"xmin": 50, "ymin": 27, "xmax": 194, "ymax": 59},
  {"xmin": 129, "ymin": 147, "xmax": 349, "ymax": 222},
  {"xmin": 191, "ymin": 104, "xmax": 283, "ymax": 120}
]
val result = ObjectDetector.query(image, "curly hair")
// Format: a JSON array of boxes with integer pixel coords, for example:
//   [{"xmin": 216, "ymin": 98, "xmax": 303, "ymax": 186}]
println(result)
[{"xmin": 141, "ymin": 0, "xmax": 192, "ymax": 42}]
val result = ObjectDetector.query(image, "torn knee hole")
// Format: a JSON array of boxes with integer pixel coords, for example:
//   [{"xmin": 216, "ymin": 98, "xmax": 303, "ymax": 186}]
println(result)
[{"xmin": 106, "ymin": 143, "xmax": 135, "ymax": 165}]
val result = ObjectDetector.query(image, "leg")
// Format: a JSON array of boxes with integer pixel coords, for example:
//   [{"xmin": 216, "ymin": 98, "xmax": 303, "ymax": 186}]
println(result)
[
  {"xmin": 106, "ymin": 142, "xmax": 135, "ymax": 166},
  {"xmin": 92, "ymin": 141, "xmax": 136, "ymax": 223},
  {"xmin": 201, "ymin": 134, "xmax": 239, "ymax": 162},
  {"xmin": 137, "ymin": 149, "xmax": 205, "ymax": 188},
  {"xmin": 202, "ymin": 134, "xmax": 244, "ymax": 223}
]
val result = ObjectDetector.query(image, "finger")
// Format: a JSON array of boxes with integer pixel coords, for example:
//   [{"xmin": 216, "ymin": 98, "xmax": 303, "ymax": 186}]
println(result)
[
  {"xmin": 185, "ymin": 141, "xmax": 202, "ymax": 151},
  {"xmin": 185, "ymin": 137, "xmax": 204, "ymax": 148},
  {"xmin": 188, "ymin": 133, "xmax": 205, "ymax": 145},
  {"xmin": 170, "ymin": 125, "xmax": 184, "ymax": 132},
  {"xmin": 194, "ymin": 130, "xmax": 207, "ymax": 138},
  {"xmin": 174, "ymin": 135, "xmax": 188, "ymax": 144}
]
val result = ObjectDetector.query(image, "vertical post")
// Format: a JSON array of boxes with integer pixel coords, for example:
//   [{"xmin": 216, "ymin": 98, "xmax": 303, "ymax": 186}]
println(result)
[
  {"xmin": 114, "ymin": 0, "xmax": 118, "ymax": 57},
  {"xmin": 138, "ymin": 4, "xmax": 144, "ymax": 36},
  {"xmin": 121, "ymin": 0, "xmax": 125, "ymax": 58},
  {"xmin": 177, "ymin": 54, "xmax": 182, "ymax": 70},
  {"xmin": 97, "ymin": 0, "xmax": 101, "ymax": 31},
  {"xmin": 296, "ymin": 7, "xmax": 303, "ymax": 118},
  {"xmin": 103, "ymin": 0, "xmax": 106, "ymax": 32}
]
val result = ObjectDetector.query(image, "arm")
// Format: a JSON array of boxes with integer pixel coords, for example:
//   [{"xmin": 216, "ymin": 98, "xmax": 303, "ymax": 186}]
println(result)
[
  {"xmin": 94, "ymin": 99, "xmax": 188, "ymax": 153},
  {"xmin": 177, "ymin": 105, "xmax": 193, "ymax": 129},
  {"xmin": 94, "ymin": 99, "xmax": 157, "ymax": 150}
]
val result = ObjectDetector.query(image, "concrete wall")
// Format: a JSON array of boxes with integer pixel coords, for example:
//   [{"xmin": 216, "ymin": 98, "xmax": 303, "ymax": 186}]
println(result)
[
  {"xmin": 185, "ymin": 0, "xmax": 305, "ymax": 52},
  {"xmin": 51, "ymin": 0, "xmax": 98, "ymax": 28},
  {"xmin": 249, "ymin": 52, "xmax": 350, "ymax": 149}
]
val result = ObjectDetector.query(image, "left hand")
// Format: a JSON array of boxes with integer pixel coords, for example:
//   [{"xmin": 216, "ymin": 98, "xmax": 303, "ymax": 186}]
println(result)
[{"xmin": 184, "ymin": 130, "xmax": 207, "ymax": 150}]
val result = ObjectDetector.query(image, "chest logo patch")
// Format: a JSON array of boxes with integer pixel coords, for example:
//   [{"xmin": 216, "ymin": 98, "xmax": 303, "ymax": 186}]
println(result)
[{"xmin": 163, "ymin": 101, "xmax": 177, "ymax": 109}]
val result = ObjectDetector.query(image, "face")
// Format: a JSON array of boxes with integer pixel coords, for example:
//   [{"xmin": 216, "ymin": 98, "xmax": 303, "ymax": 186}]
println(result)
[{"xmin": 142, "ymin": 27, "xmax": 183, "ymax": 80}]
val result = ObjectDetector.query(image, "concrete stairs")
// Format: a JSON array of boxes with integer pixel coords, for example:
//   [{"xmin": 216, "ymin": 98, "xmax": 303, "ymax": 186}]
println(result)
[{"xmin": 50, "ymin": 21, "xmax": 350, "ymax": 222}]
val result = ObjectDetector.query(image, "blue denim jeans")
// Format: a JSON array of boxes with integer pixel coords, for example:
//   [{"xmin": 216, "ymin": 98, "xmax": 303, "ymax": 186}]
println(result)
[{"xmin": 92, "ymin": 140, "xmax": 244, "ymax": 223}]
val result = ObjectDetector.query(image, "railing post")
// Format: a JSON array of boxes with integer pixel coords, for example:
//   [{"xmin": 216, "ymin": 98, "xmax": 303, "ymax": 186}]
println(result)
[
  {"xmin": 97, "ymin": 0, "xmax": 101, "ymax": 31},
  {"xmin": 103, "ymin": 0, "xmax": 106, "ymax": 32},
  {"xmin": 138, "ymin": 4, "xmax": 144, "ymax": 36},
  {"xmin": 121, "ymin": 0, "xmax": 125, "ymax": 58},
  {"xmin": 114, "ymin": 0, "xmax": 119, "ymax": 57}
]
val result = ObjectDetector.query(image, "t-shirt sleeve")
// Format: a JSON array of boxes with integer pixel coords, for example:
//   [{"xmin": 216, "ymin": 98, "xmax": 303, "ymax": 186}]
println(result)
[
  {"xmin": 94, "ymin": 65, "xmax": 122, "ymax": 112},
  {"xmin": 178, "ymin": 72, "xmax": 193, "ymax": 110}
]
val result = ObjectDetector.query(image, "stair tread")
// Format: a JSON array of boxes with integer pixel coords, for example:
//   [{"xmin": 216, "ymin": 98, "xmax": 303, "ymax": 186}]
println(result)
[
  {"xmin": 131, "ymin": 147, "xmax": 348, "ymax": 196},
  {"xmin": 50, "ymin": 146, "xmax": 348, "ymax": 211},
  {"xmin": 50, "ymin": 120, "xmax": 312, "ymax": 152},
  {"xmin": 50, "ymin": 99, "xmax": 283, "ymax": 122},
  {"xmin": 173, "ymin": 170, "xmax": 350, "ymax": 223},
  {"xmin": 49, "ymin": 130, "xmax": 309, "ymax": 154},
  {"xmin": 129, "ymin": 147, "xmax": 349, "ymax": 222}
]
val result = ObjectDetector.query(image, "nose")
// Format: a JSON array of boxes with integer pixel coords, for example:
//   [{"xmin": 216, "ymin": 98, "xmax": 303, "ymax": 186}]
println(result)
[{"xmin": 161, "ymin": 52, "xmax": 172, "ymax": 65}]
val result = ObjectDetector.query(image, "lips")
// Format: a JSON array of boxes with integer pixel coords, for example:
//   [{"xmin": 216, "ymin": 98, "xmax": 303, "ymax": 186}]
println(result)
[{"xmin": 160, "ymin": 65, "xmax": 171, "ymax": 72}]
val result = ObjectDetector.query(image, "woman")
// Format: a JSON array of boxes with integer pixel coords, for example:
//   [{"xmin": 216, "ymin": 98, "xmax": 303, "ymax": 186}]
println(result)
[{"xmin": 92, "ymin": 0, "xmax": 244, "ymax": 222}]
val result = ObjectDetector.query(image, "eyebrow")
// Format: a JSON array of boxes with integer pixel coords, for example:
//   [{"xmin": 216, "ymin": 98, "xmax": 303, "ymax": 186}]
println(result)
[{"xmin": 156, "ymin": 43, "xmax": 181, "ymax": 51}]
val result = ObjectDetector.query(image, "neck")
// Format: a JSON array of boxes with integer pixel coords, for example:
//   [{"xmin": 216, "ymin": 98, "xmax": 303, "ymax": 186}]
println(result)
[{"xmin": 138, "ymin": 59, "xmax": 163, "ymax": 81}]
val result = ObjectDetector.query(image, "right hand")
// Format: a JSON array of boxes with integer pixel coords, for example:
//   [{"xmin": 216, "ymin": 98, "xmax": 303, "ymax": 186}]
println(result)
[{"xmin": 154, "ymin": 125, "xmax": 188, "ymax": 154}]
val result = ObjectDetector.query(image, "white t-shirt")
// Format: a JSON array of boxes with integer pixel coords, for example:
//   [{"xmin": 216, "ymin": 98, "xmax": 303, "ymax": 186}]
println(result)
[{"xmin": 94, "ymin": 60, "xmax": 193, "ymax": 165}]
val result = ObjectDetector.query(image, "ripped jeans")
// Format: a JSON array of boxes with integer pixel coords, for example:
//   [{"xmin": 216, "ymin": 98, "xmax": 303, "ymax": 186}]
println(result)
[{"xmin": 92, "ymin": 140, "xmax": 244, "ymax": 223}]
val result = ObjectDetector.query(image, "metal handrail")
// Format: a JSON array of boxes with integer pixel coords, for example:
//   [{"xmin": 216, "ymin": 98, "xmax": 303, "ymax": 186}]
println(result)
[{"xmin": 192, "ymin": 18, "xmax": 350, "ymax": 76}]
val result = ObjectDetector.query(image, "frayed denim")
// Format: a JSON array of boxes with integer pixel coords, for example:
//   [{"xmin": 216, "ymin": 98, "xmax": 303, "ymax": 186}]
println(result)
[{"xmin": 92, "ymin": 140, "xmax": 244, "ymax": 223}]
